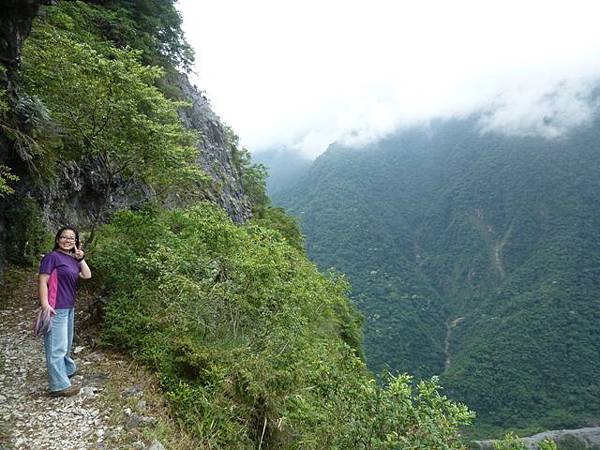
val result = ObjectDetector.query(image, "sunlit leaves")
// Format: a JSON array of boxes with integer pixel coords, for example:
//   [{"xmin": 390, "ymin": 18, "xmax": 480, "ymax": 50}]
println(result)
[{"xmin": 0, "ymin": 165, "xmax": 19, "ymax": 197}]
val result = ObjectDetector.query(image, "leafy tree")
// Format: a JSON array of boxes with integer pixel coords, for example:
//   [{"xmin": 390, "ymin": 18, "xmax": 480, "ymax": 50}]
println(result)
[
  {"xmin": 103, "ymin": 0, "xmax": 194, "ymax": 70},
  {"xmin": 20, "ymin": 8, "xmax": 207, "ymax": 235}
]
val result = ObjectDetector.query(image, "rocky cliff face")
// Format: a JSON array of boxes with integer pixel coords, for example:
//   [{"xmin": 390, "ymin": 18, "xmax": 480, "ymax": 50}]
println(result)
[
  {"xmin": 0, "ymin": 3, "xmax": 252, "ymax": 278},
  {"xmin": 175, "ymin": 73, "xmax": 252, "ymax": 223},
  {"xmin": 0, "ymin": 0, "xmax": 52, "ymax": 277}
]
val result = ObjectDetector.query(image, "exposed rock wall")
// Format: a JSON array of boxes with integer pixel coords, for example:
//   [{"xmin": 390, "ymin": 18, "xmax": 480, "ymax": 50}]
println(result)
[{"xmin": 175, "ymin": 72, "xmax": 252, "ymax": 223}]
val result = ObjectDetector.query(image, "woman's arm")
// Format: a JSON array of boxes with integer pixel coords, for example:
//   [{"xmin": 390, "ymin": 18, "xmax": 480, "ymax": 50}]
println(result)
[
  {"xmin": 39, "ymin": 273, "xmax": 55, "ymax": 313},
  {"xmin": 74, "ymin": 243, "xmax": 92, "ymax": 279},
  {"xmin": 79, "ymin": 259, "xmax": 92, "ymax": 279}
]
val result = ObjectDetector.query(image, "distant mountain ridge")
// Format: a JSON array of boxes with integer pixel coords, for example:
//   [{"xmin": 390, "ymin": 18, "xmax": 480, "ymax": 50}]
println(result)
[{"xmin": 274, "ymin": 111, "xmax": 600, "ymax": 437}]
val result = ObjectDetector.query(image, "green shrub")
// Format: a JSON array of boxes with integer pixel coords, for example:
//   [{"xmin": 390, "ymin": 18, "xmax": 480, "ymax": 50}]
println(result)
[
  {"xmin": 250, "ymin": 206, "xmax": 305, "ymax": 252},
  {"xmin": 93, "ymin": 202, "xmax": 474, "ymax": 448}
]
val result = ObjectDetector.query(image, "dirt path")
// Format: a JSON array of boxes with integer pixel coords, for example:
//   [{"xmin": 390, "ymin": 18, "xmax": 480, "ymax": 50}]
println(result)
[{"xmin": 0, "ymin": 268, "xmax": 191, "ymax": 450}]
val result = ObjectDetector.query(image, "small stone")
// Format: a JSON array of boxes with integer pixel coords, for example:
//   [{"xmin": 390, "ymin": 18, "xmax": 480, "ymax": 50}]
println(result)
[
  {"xmin": 121, "ymin": 384, "xmax": 143, "ymax": 398},
  {"xmin": 140, "ymin": 415, "xmax": 157, "ymax": 426},
  {"xmin": 73, "ymin": 346, "xmax": 85, "ymax": 354},
  {"xmin": 80, "ymin": 387, "xmax": 96, "ymax": 397},
  {"xmin": 85, "ymin": 372, "xmax": 109, "ymax": 385},
  {"xmin": 146, "ymin": 440, "xmax": 166, "ymax": 450}
]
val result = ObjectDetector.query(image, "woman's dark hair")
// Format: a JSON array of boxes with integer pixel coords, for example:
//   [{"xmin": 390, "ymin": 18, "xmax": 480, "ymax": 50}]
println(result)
[{"xmin": 53, "ymin": 226, "xmax": 80, "ymax": 253}]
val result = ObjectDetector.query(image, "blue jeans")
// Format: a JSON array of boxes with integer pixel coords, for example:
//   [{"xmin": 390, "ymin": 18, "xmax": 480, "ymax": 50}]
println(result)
[{"xmin": 43, "ymin": 308, "xmax": 76, "ymax": 392}]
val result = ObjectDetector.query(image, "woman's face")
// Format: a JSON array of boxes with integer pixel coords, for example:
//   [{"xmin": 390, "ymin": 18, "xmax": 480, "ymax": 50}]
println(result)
[{"xmin": 57, "ymin": 229, "xmax": 77, "ymax": 252}]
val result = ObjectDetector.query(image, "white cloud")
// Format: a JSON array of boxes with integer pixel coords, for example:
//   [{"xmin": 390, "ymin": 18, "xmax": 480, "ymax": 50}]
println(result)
[
  {"xmin": 479, "ymin": 78, "xmax": 600, "ymax": 138},
  {"xmin": 178, "ymin": 0, "xmax": 600, "ymax": 158}
]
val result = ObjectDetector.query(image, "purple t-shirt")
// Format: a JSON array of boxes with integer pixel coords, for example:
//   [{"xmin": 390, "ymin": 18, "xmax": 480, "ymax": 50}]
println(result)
[{"xmin": 39, "ymin": 250, "xmax": 81, "ymax": 309}]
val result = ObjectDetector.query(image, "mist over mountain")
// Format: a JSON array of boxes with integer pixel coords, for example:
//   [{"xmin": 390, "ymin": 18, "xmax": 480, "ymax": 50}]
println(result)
[
  {"xmin": 274, "ymin": 101, "xmax": 600, "ymax": 437},
  {"xmin": 252, "ymin": 146, "xmax": 311, "ymax": 196}
]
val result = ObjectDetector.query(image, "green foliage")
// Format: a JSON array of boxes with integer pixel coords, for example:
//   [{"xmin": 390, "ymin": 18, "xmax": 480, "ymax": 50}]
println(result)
[
  {"xmin": 38, "ymin": 0, "xmax": 193, "ymax": 71},
  {"xmin": 242, "ymin": 160, "xmax": 270, "ymax": 216},
  {"xmin": 0, "ymin": 80, "xmax": 8, "ymax": 114},
  {"xmin": 306, "ymin": 371, "xmax": 474, "ymax": 449},
  {"xmin": 540, "ymin": 440, "xmax": 559, "ymax": 450},
  {"xmin": 104, "ymin": 0, "xmax": 194, "ymax": 70},
  {"xmin": 92, "ymin": 202, "xmax": 473, "ymax": 448},
  {"xmin": 493, "ymin": 433, "xmax": 528, "ymax": 450},
  {"xmin": 1, "ymin": 67, "xmax": 57, "ymax": 181},
  {"xmin": 0, "ymin": 165, "xmax": 19, "ymax": 197},
  {"xmin": 250, "ymin": 206, "xmax": 305, "ymax": 252},
  {"xmin": 20, "ymin": 6, "xmax": 206, "ymax": 200},
  {"xmin": 493, "ymin": 434, "xmax": 558, "ymax": 450}
]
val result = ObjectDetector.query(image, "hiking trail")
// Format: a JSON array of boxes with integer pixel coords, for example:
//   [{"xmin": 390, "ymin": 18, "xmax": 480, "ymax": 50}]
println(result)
[{"xmin": 0, "ymin": 268, "xmax": 188, "ymax": 450}]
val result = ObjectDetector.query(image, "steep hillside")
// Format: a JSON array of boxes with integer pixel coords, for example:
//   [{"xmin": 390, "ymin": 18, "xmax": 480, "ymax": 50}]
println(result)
[{"xmin": 275, "ymin": 114, "xmax": 600, "ymax": 436}]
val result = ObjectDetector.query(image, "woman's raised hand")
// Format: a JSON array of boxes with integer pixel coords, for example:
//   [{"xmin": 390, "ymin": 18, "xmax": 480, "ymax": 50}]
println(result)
[{"xmin": 74, "ymin": 242, "xmax": 85, "ymax": 261}]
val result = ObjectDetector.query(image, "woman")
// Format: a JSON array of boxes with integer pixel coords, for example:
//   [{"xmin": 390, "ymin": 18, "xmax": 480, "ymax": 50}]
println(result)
[{"xmin": 39, "ymin": 226, "xmax": 92, "ymax": 397}]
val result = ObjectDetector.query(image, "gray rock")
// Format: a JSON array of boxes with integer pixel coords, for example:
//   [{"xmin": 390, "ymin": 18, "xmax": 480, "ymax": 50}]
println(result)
[
  {"xmin": 171, "ymin": 72, "xmax": 252, "ymax": 223},
  {"xmin": 121, "ymin": 384, "xmax": 143, "ymax": 398},
  {"xmin": 146, "ymin": 439, "xmax": 166, "ymax": 450},
  {"xmin": 125, "ymin": 412, "xmax": 157, "ymax": 430},
  {"xmin": 475, "ymin": 426, "xmax": 600, "ymax": 449},
  {"xmin": 85, "ymin": 372, "xmax": 110, "ymax": 385}
]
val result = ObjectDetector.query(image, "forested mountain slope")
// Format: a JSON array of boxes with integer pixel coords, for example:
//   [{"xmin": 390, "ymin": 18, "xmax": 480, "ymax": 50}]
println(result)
[{"xmin": 275, "ymin": 113, "xmax": 600, "ymax": 437}]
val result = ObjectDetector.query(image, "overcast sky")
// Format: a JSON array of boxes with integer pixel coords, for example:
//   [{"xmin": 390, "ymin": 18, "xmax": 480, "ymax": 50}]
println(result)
[{"xmin": 178, "ymin": 0, "xmax": 600, "ymax": 158}]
